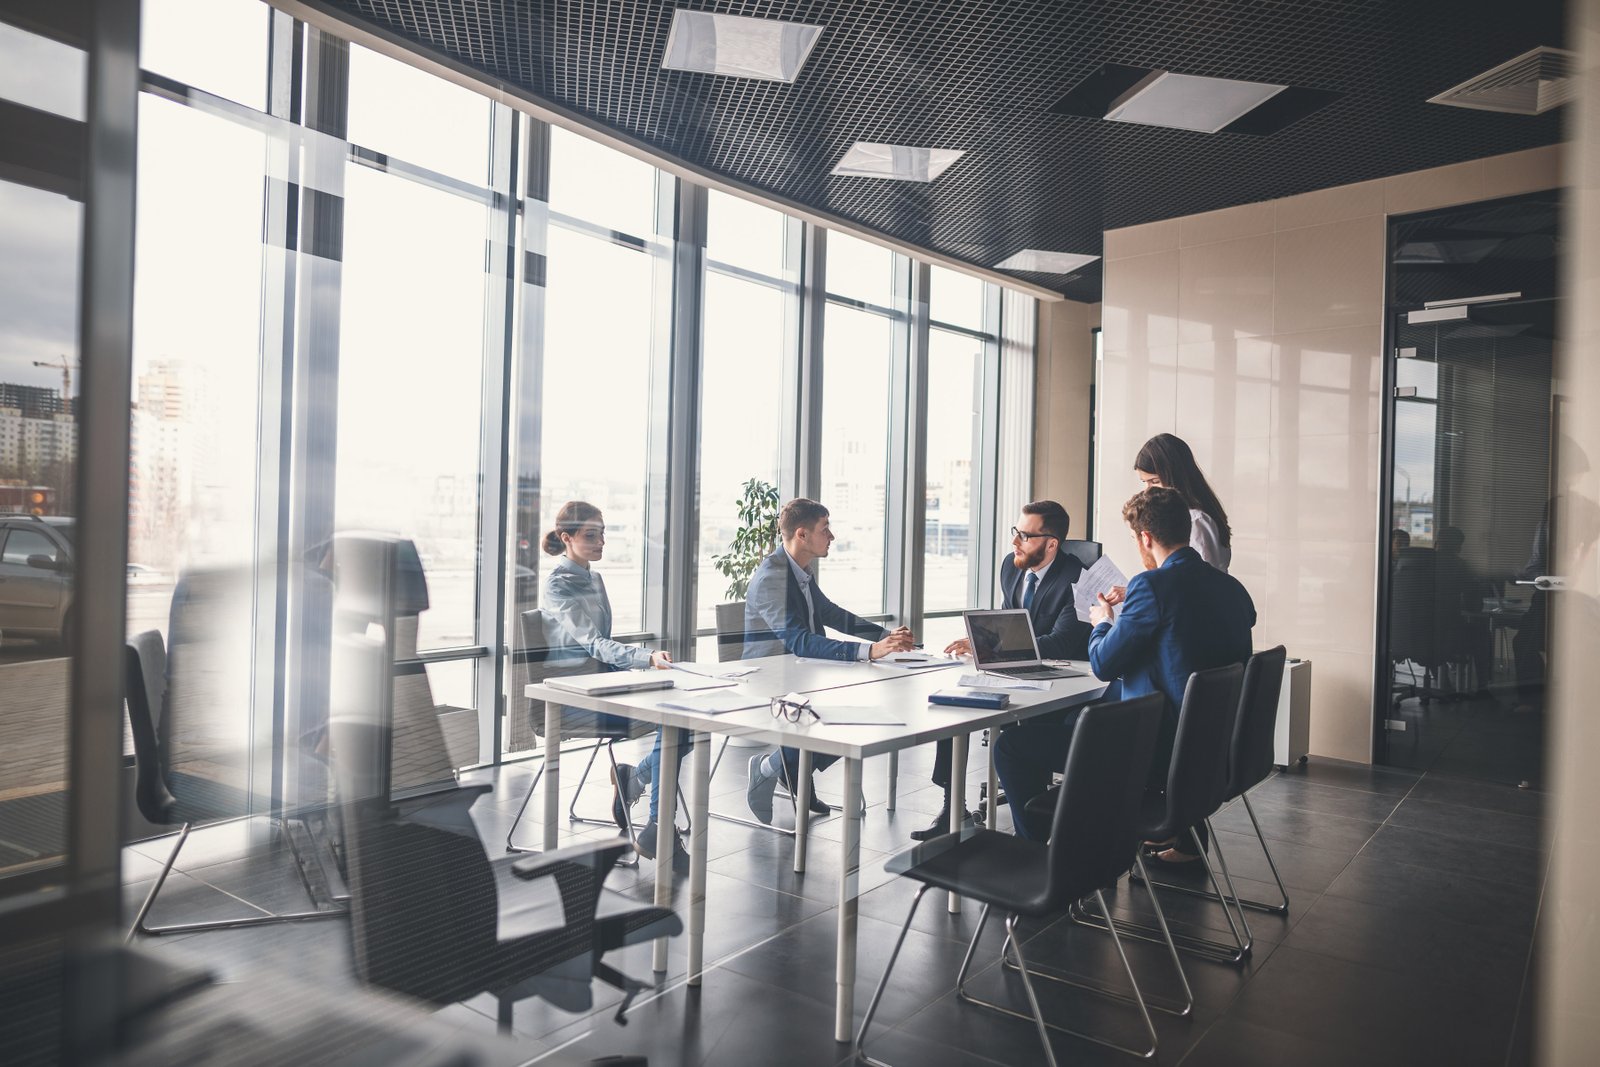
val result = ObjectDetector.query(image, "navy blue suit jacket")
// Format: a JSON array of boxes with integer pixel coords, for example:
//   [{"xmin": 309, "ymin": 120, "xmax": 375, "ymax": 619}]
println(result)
[
  {"xmin": 999, "ymin": 553, "xmax": 1091, "ymax": 660},
  {"xmin": 1088, "ymin": 547, "xmax": 1255, "ymax": 767},
  {"xmin": 743, "ymin": 547, "xmax": 888, "ymax": 661}
]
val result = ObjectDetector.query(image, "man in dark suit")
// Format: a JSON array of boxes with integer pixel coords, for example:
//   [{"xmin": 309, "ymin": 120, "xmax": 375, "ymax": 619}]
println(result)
[
  {"xmin": 996, "ymin": 487, "xmax": 1254, "ymax": 855},
  {"xmin": 912, "ymin": 500, "xmax": 1092, "ymax": 840},
  {"xmin": 743, "ymin": 498, "xmax": 915, "ymax": 823}
]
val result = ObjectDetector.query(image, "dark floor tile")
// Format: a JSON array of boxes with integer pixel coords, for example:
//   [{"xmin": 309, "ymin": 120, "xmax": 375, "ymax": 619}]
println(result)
[
  {"xmin": 1210, "ymin": 794, "xmax": 1383, "ymax": 856},
  {"xmin": 1324, "ymin": 855, "xmax": 1539, "ymax": 932},
  {"xmin": 704, "ymin": 830, "xmax": 897, "ymax": 904},
  {"xmin": 123, "ymin": 869, "xmax": 276, "ymax": 934},
  {"xmin": 144, "ymin": 916, "xmax": 353, "ymax": 986},
  {"xmin": 854, "ymin": 871, "xmax": 1035, "ymax": 953},
  {"xmin": 130, "ymin": 816, "xmax": 290, "ymax": 869},
  {"xmin": 1229, "ymin": 946, "xmax": 1516, "ymax": 1067},
  {"xmin": 1386, "ymin": 797, "xmax": 1546, "ymax": 852},
  {"xmin": 1288, "ymin": 757, "xmax": 1420, "ymax": 797},
  {"xmin": 1199, "ymin": 827, "xmax": 1353, "ymax": 895},
  {"xmin": 1409, "ymin": 772, "xmax": 1546, "ymax": 818},
  {"xmin": 1104, "ymin": 870, "xmax": 1295, "ymax": 949},
  {"xmin": 854, "ymin": 1024, "xmax": 1011, "ymax": 1067},
  {"xmin": 1249, "ymin": 776, "xmax": 1406, "ymax": 822},
  {"xmin": 1178, "ymin": 1016, "xmax": 1383, "ymax": 1067},
  {"xmin": 1360, "ymin": 823, "xmax": 1546, "ymax": 890},
  {"xmin": 1283, "ymin": 891, "xmax": 1531, "ymax": 1002},
  {"xmin": 181, "ymin": 850, "xmax": 331, "ymax": 915}
]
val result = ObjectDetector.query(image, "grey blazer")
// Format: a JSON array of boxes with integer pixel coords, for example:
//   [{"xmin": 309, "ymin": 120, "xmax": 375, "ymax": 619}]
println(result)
[{"xmin": 541, "ymin": 556, "xmax": 652, "ymax": 670}]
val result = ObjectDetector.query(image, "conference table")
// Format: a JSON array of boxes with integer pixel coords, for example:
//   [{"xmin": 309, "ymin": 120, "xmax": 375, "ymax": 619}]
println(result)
[{"xmin": 525, "ymin": 653, "xmax": 1107, "ymax": 1043}]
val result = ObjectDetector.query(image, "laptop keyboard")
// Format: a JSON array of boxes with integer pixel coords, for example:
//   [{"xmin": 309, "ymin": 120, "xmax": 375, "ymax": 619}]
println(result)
[{"xmin": 989, "ymin": 665, "xmax": 1063, "ymax": 679}]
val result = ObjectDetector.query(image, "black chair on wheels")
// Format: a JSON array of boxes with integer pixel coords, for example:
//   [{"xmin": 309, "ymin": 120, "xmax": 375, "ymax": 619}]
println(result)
[
  {"xmin": 124, "ymin": 629, "xmax": 343, "ymax": 939},
  {"xmin": 857, "ymin": 694, "xmax": 1186, "ymax": 1067},
  {"xmin": 334, "ymin": 721, "xmax": 682, "ymax": 1030},
  {"xmin": 1135, "ymin": 647, "xmax": 1290, "ymax": 915},
  {"xmin": 1060, "ymin": 662, "xmax": 1251, "ymax": 964},
  {"xmin": 504, "ymin": 608, "xmax": 686, "ymax": 860}
]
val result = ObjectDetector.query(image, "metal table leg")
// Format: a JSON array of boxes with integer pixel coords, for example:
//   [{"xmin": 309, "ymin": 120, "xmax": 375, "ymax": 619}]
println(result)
[
  {"xmin": 652, "ymin": 728, "xmax": 679, "ymax": 974},
  {"xmin": 542, "ymin": 701, "xmax": 561, "ymax": 851},
  {"xmin": 835, "ymin": 757, "xmax": 862, "ymax": 1043},
  {"xmin": 949, "ymin": 732, "xmax": 968, "ymax": 913},
  {"xmin": 793, "ymin": 749, "xmax": 813, "ymax": 874},
  {"xmin": 687, "ymin": 730, "xmax": 710, "ymax": 985}
]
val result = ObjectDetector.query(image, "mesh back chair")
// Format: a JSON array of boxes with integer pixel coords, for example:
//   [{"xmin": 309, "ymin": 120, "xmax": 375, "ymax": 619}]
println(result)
[
  {"xmin": 1062, "ymin": 663, "xmax": 1252, "ymax": 964},
  {"xmin": 333, "ymin": 717, "xmax": 681, "ymax": 1030},
  {"xmin": 504, "ymin": 609, "xmax": 682, "ymax": 860},
  {"xmin": 1058, "ymin": 539, "xmax": 1103, "ymax": 570},
  {"xmin": 1137, "ymin": 647, "xmax": 1290, "ymax": 915},
  {"xmin": 124, "ymin": 630, "xmax": 342, "ymax": 939},
  {"xmin": 857, "ymin": 694, "xmax": 1187, "ymax": 1067}
]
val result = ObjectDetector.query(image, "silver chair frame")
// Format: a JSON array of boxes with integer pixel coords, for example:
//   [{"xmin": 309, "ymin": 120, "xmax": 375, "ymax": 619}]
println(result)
[
  {"xmin": 504, "ymin": 738, "xmax": 688, "ymax": 866},
  {"xmin": 1130, "ymin": 791, "xmax": 1289, "ymax": 915},
  {"xmin": 1071, "ymin": 818, "xmax": 1253, "ymax": 964}
]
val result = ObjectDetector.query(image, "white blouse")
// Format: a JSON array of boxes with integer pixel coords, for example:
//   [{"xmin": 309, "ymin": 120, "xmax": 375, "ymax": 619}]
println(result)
[{"xmin": 1189, "ymin": 509, "xmax": 1231, "ymax": 573}]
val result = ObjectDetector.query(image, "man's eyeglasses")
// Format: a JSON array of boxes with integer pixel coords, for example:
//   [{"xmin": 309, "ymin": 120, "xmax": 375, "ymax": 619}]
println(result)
[
  {"xmin": 770, "ymin": 696, "xmax": 820, "ymax": 724},
  {"xmin": 1011, "ymin": 527, "xmax": 1056, "ymax": 543}
]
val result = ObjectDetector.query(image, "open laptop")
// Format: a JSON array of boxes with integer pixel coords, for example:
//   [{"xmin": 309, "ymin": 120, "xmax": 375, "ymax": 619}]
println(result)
[{"xmin": 963, "ymin": 608, "xmax": 1086, "ymax": 680}]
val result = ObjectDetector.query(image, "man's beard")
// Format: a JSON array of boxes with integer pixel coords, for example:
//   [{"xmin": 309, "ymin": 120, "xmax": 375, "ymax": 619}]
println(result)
[
  {"xmin": 1138, "ymin": 539, "xmax": 1157, "ymax": 571},
  {"xmin": 1013, "ymin": 544, "xmax": 1044, "ymax": 570}
]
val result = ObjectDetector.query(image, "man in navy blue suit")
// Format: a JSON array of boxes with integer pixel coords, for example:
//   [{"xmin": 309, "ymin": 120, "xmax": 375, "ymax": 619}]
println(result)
[
  {"xmin": 996, "ymin": 486, "xmax": 1254, "ymax": 854},
  {"xmin": 743, "ymin": 498, "xmax": 916, "ymax": 823},
  {"xmin": 911, "ymin": 500, "xmax": 1092, "ymax": 840}
]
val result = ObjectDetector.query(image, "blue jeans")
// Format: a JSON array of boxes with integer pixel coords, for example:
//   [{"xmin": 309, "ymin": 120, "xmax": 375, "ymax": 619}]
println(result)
[{"xmin": 638, "ymin": 728, "xmax": 695, "ymax": 821}]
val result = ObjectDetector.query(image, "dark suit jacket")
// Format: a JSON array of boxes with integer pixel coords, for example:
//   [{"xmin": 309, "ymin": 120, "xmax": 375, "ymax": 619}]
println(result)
[
  {"xmin": 999, "ymin": 553, "xmax": 1091, "ymax": 660},
  {"xmin": 1088, "ymin": 547, "xmax": 1256, "ymax": 770},
  {"xmin": 743, "ymin": 546, "xmax": 888, "ymax": 661}
]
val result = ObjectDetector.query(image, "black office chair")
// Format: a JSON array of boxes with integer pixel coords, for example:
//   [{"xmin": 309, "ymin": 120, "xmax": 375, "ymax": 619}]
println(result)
[
  {"xmin": 504, "ymin": 609, "xmax": 685, "ymax": 860},
  {"xmin": 124, "ymin": 629, "xmax": 342, "ymax": 939},
  {"xmin": 1061, "ymin": 663, "xmax": 1249, "ymax": 964},
  {"xmin": 334, "ymin": 721, "xmax": 681, "ymax": 1030},
  {"xmin": 857, "ymin": 694, "xmax": 1179, "ymax": 1067},
  {"xmin": 1135, "ymin": 647, "xmax": 1290, "ymax": 914},
  {"xmin": 1059, "ymin": 538, "xmax": 1103, "ymax": 570}
]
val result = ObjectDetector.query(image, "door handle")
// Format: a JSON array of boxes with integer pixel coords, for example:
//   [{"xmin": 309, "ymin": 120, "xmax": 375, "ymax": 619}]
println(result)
[{"xmin": 1514, "ymin": 576, "xmax": 1568, "ymax": 591}]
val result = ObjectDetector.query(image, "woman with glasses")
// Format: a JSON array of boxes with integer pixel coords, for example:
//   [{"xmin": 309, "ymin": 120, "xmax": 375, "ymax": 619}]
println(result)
[{"xmin": 542, "ymin": 500, "xmax": 685, "ymax": 871}]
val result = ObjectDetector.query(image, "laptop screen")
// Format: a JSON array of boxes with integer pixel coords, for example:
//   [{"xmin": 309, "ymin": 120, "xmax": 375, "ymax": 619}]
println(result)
[{"xmin": 964, "ymin": 609, "xmax": 1040, "ymax": 666}]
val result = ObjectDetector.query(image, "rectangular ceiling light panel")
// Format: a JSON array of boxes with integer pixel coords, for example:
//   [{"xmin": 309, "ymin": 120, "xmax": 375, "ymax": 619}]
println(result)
[
  {"xmin": 1106, "ymin": 71, "xmax": 1286, "ymax": 133},
  {"xmin": 832, "ymin": 142, "xmax": 965, "ymax": 182},
  {"xmin": 661, "ymin": 10, "xmax": 823, "ymax": 82},
  {"xmin": 994, "ymin": 250, "xmax": 1100, "ymax": 274}
]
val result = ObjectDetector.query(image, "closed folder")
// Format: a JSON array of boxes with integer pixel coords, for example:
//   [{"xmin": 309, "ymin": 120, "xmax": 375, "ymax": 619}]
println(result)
[{"xmin": 929, "ymin": 688, "xmax": 1011, "ymax": 709}]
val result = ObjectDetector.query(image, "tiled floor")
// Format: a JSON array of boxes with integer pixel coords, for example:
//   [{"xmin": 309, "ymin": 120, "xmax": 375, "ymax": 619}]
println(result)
[{"xmin": 123, "ymin": 739, "xmax": 1547, "ymax": 1066}]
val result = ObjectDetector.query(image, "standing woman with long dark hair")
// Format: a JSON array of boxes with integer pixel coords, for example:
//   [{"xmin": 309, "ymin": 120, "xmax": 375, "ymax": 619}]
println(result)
[{"xmin": 1133, "ymin": 433, "xmax": 1232, "ymax": 572}]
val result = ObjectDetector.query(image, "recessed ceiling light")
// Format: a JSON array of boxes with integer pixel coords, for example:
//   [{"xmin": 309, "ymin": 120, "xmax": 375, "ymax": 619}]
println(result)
[
  {"xmin": 661, "ymin": 10, "xmax": 823, "ymax": 82},
  {"xmin": 1105, "ymin": 71, "xmax": 1286, "ymax": 134},
  {"xmin": 831, "ymin": 142, "xmax": 966, "ymax": 182},
  {"xmin": 994, "ymin": 250, "xmax": 1100, "ymax": 274}
]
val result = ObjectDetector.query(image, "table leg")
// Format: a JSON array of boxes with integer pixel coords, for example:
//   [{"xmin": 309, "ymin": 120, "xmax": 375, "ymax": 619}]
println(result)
[
  {"xmin": 653, "ymin": 728, "xmax": 679, "ymax": 974},
  {"xmin": 949, "ymin": 732, "xmax": 968, "ymax": 913},
  {"xmin": 793, "ymin": 749, "xmax": 813, "ymax": 874},
  {"xmin": 688, "ymin": 730, "xmax": 710, "ymax": 985},
  {"xmin": 887, "ymin": 750, "xmax": 898, "ymax": 812},
  {"xmin": 542, "ymin": 701, "xmax": 561, "ymax": 851},
  {"xmin": 835, "ymin": 757, "xmax": 862, "ymax": 1043},
  {"xmin": 987, "ymin": 730, "xmax": 1000, "ymax": 832}
]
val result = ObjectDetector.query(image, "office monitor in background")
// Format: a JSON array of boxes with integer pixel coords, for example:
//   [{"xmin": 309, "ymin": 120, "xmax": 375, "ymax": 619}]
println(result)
[{"xmin": 964, "ymin": 607, "xmax": 1086, "ymax": 681}]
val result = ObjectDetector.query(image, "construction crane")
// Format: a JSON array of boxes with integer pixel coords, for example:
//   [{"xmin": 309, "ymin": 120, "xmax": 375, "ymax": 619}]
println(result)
[{"xmin": 31, "ymin": 354, "xmax": 72, "ymax": 413}]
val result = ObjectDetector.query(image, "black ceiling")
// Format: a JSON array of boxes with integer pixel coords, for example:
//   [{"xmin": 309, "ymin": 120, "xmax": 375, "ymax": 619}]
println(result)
[{"xmin": 311, "ymin": 0, "xmax": 1567, "ymax": 301}]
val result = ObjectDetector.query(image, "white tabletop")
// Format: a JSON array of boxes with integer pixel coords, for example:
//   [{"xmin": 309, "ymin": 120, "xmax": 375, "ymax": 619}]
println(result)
[{"xmin": 525, "ymin": 652, "xmax": 1107, "ymax": 760}]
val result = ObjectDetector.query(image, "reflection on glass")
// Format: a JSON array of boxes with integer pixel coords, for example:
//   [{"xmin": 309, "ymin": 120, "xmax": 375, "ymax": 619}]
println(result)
[
  {"xmin": 337, "ymin": 165, "xmax": 490, "ymax": 652},
  {"xmin": 548, "ymin": 126, "xmax": 657, "ymax": 237},
  {"xmin": 826, "ymin": 230, "xmax": 896, "ymax": 308},
  {"xmin": 348, "ymin": 44, "xmax": 493, "ymax": 187},
  {"xmin": 0, "ymin": 20, "xmax": 86, "ymax": 119},
  {"xmin": 697, "ymin": 269, "xmax": 785, "ymax": 627},
  {"xmin": 140, "ymin": 0, "xmax": 269, "ymax": 110},
  {"xmin": 924, "ymin": 328, "xmax": 983, "ymax": 611},
  {"xmin": 705, "ymin": 189, "xmax": 787, "ymax": 275},
  {"xmin": 0, "ymin": 175, "xmax": 79, "ymax": 877},
  {"xmin": 819, "ymin": 303, "xmax": 893, "ymax": 612},
  {"xmin": 537, "ymin": 224, "xmax": 659, "ymax": 634},
  {"xmin": 929, "ymin": 264, "xmax": 986, "ymax": 331}
]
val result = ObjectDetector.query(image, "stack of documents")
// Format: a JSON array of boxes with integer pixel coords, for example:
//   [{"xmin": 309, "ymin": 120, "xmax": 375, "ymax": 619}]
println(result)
[
  {"xmin": 659, "ymin": 691, "xmax": 766, "ymax": 713},
  {"xmin": 958, "ymin": 673, "xmax": 1050, "ymax": 691}
]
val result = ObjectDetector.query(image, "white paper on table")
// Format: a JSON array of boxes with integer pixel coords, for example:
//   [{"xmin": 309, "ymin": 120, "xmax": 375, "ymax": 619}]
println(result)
[
  {"xmin": 672, "ymin": 662, "xmax": 760, "ymax": 680},
  {"xmin": 812, "ymin": 705, "xmax": 906, "ymax": 726},
  {"xmin": 957, "ymin": 672, "xmax": 1050, "ymax": 691},
  {"xmin": 1073, "ymin": 554, "xmax": 1129, "ymax": 623},
  {"xmin": 668, "ymin": 675, "xmax": 742, "ymax": 692},
  {"xmin": 876, "ymin": 651, "xmax": 960, "ymax": 670},
  {"xmin": 659, "ymin": 691, "xmax": 767, "ymax": 713}
]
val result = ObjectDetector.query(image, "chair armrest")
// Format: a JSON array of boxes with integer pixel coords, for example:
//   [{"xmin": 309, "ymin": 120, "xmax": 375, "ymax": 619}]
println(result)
[{"xmin": 510, "ymin": 838, "xmax": 632, "ymax": 881}]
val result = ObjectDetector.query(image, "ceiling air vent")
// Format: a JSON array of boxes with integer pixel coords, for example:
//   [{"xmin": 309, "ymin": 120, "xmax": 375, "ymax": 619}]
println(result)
[{"xmin": 1428, "ymin": 47, "xmax": 1577, "ymax": 115}]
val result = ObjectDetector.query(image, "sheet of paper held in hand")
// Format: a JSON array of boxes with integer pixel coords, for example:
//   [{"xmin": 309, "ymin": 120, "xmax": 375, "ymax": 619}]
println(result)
[{"xmin": 1073, "ymin": 554, "xmax": 1129, "ymax": 623}]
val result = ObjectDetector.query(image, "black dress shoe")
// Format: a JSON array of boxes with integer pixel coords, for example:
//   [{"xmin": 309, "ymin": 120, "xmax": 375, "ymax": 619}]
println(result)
[
  {"xmin": 909, "ymin": 808, "xmax": 974, "ymax": 841},
  {"xmin": 806, "ymin": 791, "xmax": 831, "ymax": 817},
  {"xmin": 779, "ymin": 761, "xmax": 832, "ymax": 816}
]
